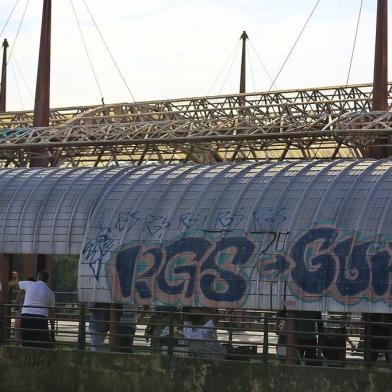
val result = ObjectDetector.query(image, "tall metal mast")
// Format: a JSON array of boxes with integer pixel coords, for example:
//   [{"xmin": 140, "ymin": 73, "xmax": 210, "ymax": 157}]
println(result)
[
  {"xmin": 30, "ymin": 0, "xmax": 51, "ymax": 167},
  {"xmin": 370, "ymin": 0, "xmax": 388, "ymax": 158},
  {"xmin": 25, "ymin": 0, "xmax": 52, "ymax": 278},
  {"xmin": 0, "ymin": 39, "xmax": 9, "ymax": 113},
  {"xmin": 239, "ymin": 31, "xmax": 248, "ymax": 94}
]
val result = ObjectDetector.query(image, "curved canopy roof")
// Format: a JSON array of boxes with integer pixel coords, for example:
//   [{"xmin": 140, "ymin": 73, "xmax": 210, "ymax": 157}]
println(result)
[{"xmin": 1, "ymin": 160, "xmax": 391, "ymax": 311}]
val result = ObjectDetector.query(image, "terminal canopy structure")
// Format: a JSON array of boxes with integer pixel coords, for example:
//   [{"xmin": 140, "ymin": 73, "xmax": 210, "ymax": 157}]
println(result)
[{"xmin": 0, "ymin": 160, "xmax": 391, "ymax": 313}]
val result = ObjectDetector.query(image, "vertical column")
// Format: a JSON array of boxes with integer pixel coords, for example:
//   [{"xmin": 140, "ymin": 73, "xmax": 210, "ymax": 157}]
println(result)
[
  {"xmin": 239, "ymin": 31, "xmax": 248, "ymax": 94},
  {"xmin": 29, "ymin": 0, "xmax": 53, "ymax": 275},
  {"xmin": 0, "ymin": 39, "xmax": 9, "ymax": 113},
  {"xmin": 0, "ymin": 254, "xmax": 12, "ymax": 344},
  {"xmin": 239, "ymin": 31, "xmax": 249, "ymax": 120},
  {"xmin": 370, "ymin": 0, "xmax": 388, "ymax": 158},
  {"xmin": 30, "ymin": 0, "xmax": 51, "ymax": 168},
  {"xmin": 0, "ymin": 254, "xmax": 11, "ymax": 303},
  {"xmin": 109, "ymin": 304, "xmax": 122, "ymax": 351}
]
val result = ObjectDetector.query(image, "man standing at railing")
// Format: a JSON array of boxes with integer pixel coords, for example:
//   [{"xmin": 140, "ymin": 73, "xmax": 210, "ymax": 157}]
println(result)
[
  {"xmin": 10, "ymin": 271, "xmax": 55, "ymax": 349},
  {"xmin": 183, "ymin": 308, "xmax": 227, "ymax": 360}
]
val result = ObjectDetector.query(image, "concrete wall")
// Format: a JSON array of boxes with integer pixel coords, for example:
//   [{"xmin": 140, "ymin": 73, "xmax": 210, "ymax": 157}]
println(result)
[{"xmin": 0, "ymin": 347, "xmax": 391, "ymax": 392}]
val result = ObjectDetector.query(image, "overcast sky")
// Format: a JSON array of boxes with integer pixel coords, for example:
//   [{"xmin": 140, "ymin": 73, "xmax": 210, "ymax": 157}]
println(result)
[{"xmin": 0, "ymin": 0, "xmax": 385, "ymax": 110}]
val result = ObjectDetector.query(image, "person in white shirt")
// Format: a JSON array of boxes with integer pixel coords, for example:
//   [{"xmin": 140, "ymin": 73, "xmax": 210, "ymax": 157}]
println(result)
[
  {"xmin": 13, "ymin": 271, "xmax": 55, "ymax": 348},
  {"xmin": 183, "ymin": 309, "xmax": 226, "ymax": 360}
]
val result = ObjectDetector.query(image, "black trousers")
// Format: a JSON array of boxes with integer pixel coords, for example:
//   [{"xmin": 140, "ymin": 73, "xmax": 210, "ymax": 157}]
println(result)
[
  {"xmin": 20, "ymin": 314, "xmax": 51, "ymax": 349},
  {"xmin": 117, "ymin": 325, "xmax": 136, "ymax": 353}
]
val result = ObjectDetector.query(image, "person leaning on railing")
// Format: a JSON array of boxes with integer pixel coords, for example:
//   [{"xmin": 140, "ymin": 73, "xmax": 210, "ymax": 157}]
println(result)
[
  {"xmin": 183, "ymin": 308, "xmax": 226, "ymax": 360},
  {"xmin": 9, "ymin": 271, "xmax": 55, "ymax": 349}
]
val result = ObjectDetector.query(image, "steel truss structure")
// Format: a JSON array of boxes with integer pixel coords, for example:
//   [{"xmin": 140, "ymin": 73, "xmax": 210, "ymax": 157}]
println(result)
[{"xmin": 0, "ymin": 83, "xmax": 392, "ymax": 167}]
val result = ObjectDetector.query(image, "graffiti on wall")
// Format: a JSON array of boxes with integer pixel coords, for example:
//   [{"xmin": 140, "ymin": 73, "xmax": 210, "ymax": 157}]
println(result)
[
  {"xmin": 261, "ymin": 226, "xmax": 392, "ymax": 305},
  {"xmin": 81, "ymin": 207, "xmax": 288, "ymax": 282},
  {"xmin": 80, "ymin": 216, "xmax": 392, "ymax": 309},
  {"xmin": 106, "ymin": 231, "xmax": 287, "ymax": 307}
]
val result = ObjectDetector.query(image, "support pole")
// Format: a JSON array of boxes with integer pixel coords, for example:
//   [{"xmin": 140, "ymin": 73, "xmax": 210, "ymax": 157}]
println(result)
[
  {"xmin": 373, "ymin": 0, "xmax": 388, "ymax": 111},
  {"xmin": 239, "ymin": 31, "xmax": 248, "ymax": 94},
  {"xmin": 30, "ymin": 0, "xmax": 51, "ymax": 168},
  {"xmin": 28, "ymin": 0, "xmax": 52, "ymax": 276},
  {"xmin": 370, "ymin": 0, "xmax": 389, "ymax": 158},
  {"xmin": 0, "ymin": 254, "xmax": 11, "ymax": 304},
  {"xmin": 20, "ymin": 255, "xmax": 38, "ymax": 281},
  {"xmin": 0, "ymin": 39, "xmax": 9, "ymax": 113},
  {"xmin": 109, "ymin": 304, "xmax": 121, "ymax": 351},
  {"xmin": 285, "ymin": 311, "xmax": 298, "ymax": 365},
  {"xmin": 0, "ymin": 254, "xmax": 12, "ymax": 344}
]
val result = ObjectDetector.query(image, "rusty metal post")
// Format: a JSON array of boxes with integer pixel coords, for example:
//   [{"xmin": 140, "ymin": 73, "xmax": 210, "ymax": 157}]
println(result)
[
  {"xmin": 28, "ymin": 1, "xmax": 53, "ymax": 277},
  {"xmin": 365, "ymin": 316, "xmax": 372, "ymax": 369},
  {"xmin": 31, "ymin": 0, "xmax": 51, "ymax": 168},
  {"xmin": 373, "ymin": 0, "xmax": 388, "ymax": 111},
  {"xmin": 78, "ymin": 303, "xmax": 86, "ymax": 350},
  {"xmin": 0, "ymin": 254, "xmax": 11, "ymax": 304},
  {"xmin": 0, "ymin": 254, "xmax": 11, "ymax": 345},
  {"xmin": 370, "ymin": 0, "xmax": 389, "ymax": 158},
  {"xmin": 239, "ymin": 31, "xmax": 248, "ymax": 94},
  {"xmin": 0, "ymin": 302, "xmax": 4, "ymax": 346},
  {"xmin": 20, "ymin": 254, "xmax": 38, "ymax": 281},
  {"xmin": 262, "ymin": 312, "xmax": 269, "ymax": 367},
  {"xmin": 168, "ymin": 308, "xmax": 175, "ymax": 356},
  {"xmin": 284, "ymin": 311, "xmax": 298, "ymax": 365},
  {"xmin": 109, "ymin": 304, "xmax": 121, "ymax": 351},
  {"xmin": 0, "ymin": 39, "xmax": 9, "ymax": 113}
]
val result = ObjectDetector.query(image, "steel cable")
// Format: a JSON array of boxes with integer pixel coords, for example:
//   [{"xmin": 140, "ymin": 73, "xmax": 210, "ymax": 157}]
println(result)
[
  {"xmin": 219, "ymin": 42, "xmax": 240, "ymax": 94},
  {"xmin": 0, "ymin": 0, "xmax": 20, "ymax": 39},
  {"xmin": 11, "ymin": 56, "xmax": 34, "ymax": 99},
  {"xmin": 82, "ymin": 0, "xmax": 136, "ymax": 102},
  {"xmin": 248, "ymin": 41, "xmax": 276, "ymax": 90},
  {"xmin": 247, "ymin": 45, "xmax": 257, "ymax": 92},
  {"xmin": 268, "ymin": 0, "xmax": 321, "ymax": 92},
  {"xmin": 207, "ymin": 41, "xmax": 240, "ymax": 96},
  {"xmin": 346, "ymin": 0, "xmax": 364, "ymax": 86},
  {"xmin": 7, "ymin": 0, "xmax": 29, "ymax": 65},
  {"xmin": 70, "ymin": 0, "xmax": 105, "ymax": 105},
  {"xmin": 10, "ymin": 61, "xmax": 24, "ymax": 109}
]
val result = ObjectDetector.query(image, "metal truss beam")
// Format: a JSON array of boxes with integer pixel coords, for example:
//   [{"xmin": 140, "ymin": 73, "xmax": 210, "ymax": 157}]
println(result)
[{"xmin": 0, "ymin": 84, "xmax": 391, "ymax": 166}]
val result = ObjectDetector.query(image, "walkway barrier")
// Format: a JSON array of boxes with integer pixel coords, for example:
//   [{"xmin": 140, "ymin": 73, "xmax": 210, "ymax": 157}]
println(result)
[{"xmin": 0, "ymin": 302, "xmax": 391, "ymax": 369}]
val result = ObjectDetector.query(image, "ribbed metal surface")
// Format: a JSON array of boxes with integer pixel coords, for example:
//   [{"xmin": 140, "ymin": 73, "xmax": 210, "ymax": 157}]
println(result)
[
  {"xmin": 0, "ymin": 167, "xmax": 127, "ymax": 254},
  {"xmin": 1, "ymin": 160, "xmax": 392, "ymax": 311}
]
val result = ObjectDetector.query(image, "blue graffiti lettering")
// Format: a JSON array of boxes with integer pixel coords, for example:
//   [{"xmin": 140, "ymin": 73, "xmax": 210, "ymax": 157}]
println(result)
[
  {"xmin": 109, "ymin": 235, "xmax": 258, "ymax": 304},
  {"xmin": 253, "ymin": 207, "xmax": 287, "ymax": 230},
  {"xmin": 371, "ymin": 249, "xmax": 392, "ymax": 296},
  {"xmin": 115, "ymin": 211, "xmax": 141, "ymax": 232},
  {"xmin": 145, "ymin": 214, "xmax": 171, "ymax": 236},
  {"xmin": 199, "ymin": 237, "xmax": 255, "ymax": 302},
  {"xmin": 157, "ymin": 237, "xmax": 211, "ymax": 297},
  {"xmin": 215, "ymin": 209, "xmax": 245, "ymax": 229},
  {"xmin": 178, "ymin": 211, "xmax": 208, "ymax": 229},
  {"xmin": 335, "ymin": 239, "xmax": 371, "ymax": 297},
  {"xmin": 83, "ymin": 232, "xmax": 114, "ymax": 280},
  {"xmin": 291, "ymin": 228, "xmax": 336, "ymax": 294}
]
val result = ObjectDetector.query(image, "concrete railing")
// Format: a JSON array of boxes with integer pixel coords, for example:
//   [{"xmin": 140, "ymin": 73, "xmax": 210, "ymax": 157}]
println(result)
[{"xmin": 0, "ymin": 346, "xmax": 391, "ymax": 392}]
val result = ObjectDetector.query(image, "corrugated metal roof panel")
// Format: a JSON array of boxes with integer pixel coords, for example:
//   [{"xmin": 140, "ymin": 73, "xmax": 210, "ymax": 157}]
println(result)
[{"xmin": 1, "ymin": 160, "xmax": 392, "ymax": 311}]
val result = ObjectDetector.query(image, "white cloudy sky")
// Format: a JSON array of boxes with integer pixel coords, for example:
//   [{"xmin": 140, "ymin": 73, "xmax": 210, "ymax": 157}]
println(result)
[{"xmin": 0, "ymin": 0, "xmax": 386, "ymax": 110}]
